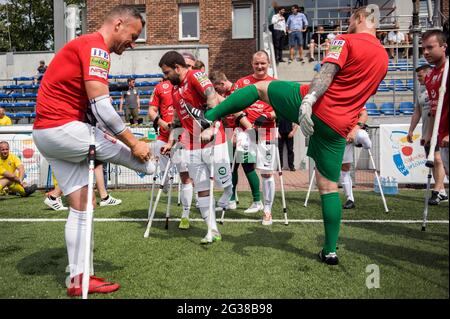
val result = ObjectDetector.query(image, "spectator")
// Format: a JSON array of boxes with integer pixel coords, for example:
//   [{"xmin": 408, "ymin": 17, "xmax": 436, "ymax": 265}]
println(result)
[
  {"xmin": 407, "ymin": 64, "xmax": 447, "ymax": 204},
  {"xmin": 35, "ymin": 60, "xmax": 48, "ymax": 83},
  {"xmin": 278, "ymin": 118, "xmax": 298, "ymax": 171},
  {"xmin": 0, "ymin": 141, "xmax": 37, "ymax": 197},
  {"xmin": 287, "ymin": 4, "xmax": 308, "ymax": 63},
  {"xmin": 387, "ymin": 22, "xmax": 406, "ymax": 59},
  {"xmin": 0, "ymin": 107, "xmax": 12, "ymax": 126},
  {"xmin": 321, "ymin": 38, "xmax": 331, "ymax": 56},
  {"xmin": 267, "ymin": 1, "xmax": 278, "ymax": 33},
  {"xmin": 119, "ymin": 77, "xmax": 141, "ymax": 125},
  {"xmin": 300, "ymin": 7, "xmax": 311, "ymax": 51},
  {"xmin": 209, "ymin": 71, "xmax": 234, "ymax": 96},
  {"xmin": 271, "ymin": 7, "xmax": 287, "ymax": 63},
  {"xmin": 327, "ymin": 25, "xmax": 341, "ymax": 42},
  {"xmin": 309, "ymin": 25, "xmax": 326, "ymax": 61},
  {"xmin": 193, "ymin": 60, "xmax": 206, "ymax": 72}
]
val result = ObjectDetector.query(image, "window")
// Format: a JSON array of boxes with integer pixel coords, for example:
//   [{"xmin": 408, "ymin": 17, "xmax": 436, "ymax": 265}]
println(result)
[
  {"xmin": 179, "ymin": 5, "xmax": 200, "ymax": 41},
  {"xmin": 136, "ymin": 7, "xmax": 147, "ymax": 42},
  {"xmin": 232, "ymin": 3, "xmax": 253, "ymax": 39}
]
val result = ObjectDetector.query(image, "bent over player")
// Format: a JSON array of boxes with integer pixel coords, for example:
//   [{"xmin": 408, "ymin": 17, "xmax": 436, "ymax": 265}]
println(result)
[
  {"xmin": 189, "ymin": 6, "xmax": 388, "ymax": 265},
  {"xmin": 33, "ymin": 5, "xmax": 155, "ymax": 296}
]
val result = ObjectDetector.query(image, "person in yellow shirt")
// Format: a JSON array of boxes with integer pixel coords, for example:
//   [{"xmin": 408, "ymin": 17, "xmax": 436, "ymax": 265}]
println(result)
[
  {"xmin": 0, "ymin": 107, "xmax": 12, "ymax": 126},
  {"xmin": 0, "ymin": 141, "xmax": 37, "ymax": 196}
]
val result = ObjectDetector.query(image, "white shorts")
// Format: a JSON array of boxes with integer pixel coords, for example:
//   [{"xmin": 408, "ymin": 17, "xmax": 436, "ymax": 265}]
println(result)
[
  {"xmin": 342, "ymin": 143, "xmax": 354, "ymax": 164},
  {"xmin": 441, "ymin": 147, "xmax": 449, "ymax": 176},
  {"xmin": 33, "ymin": 121, "xmax": 155, "ymax": 195},
  {"xmin": 185, "ymin": 142, "xmax": 232, "ymax": 192},
  {"xmin": 256, "ymin": 141, "xmax": 278, "ymax": 172},
  {"xmin": 150, "ymin": 140, "xmax": 170, "ymax": 173}
]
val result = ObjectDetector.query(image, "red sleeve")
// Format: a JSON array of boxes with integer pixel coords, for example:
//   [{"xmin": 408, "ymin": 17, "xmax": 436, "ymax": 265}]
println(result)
[
  {"xmin": 149, "ymin": 85, "xmax": 160, "ymax": 107},
  {"xmin": 190, "ymin": 71, "xmax": 213, "ymax": 97},
  {"xmin": 322, "ymin": 36, "xmax": 349, "ymax": 69},
  {"xmin": 232, "ymin": 79, "xmax": 242, "ymax": 91},
  {"xmin": 79, "ymin": 41, "xmax": 110, "ymax": 84},
  {"xmin": 262, "ymin": 104, "xmax": 275, "ymax": 120},
  {"xmin": 300, "ymin": 84, "xmax": 310, "ymax": 98}
]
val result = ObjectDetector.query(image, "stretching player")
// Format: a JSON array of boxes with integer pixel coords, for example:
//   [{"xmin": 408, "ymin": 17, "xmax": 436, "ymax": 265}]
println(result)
[
  {"xmin": 188, "ymin": 6, "xmax": 388, "ymax": 264},
  {"xmin": 159, "ymin": 51, "xmax": 233, "ymax": 244},
  {"xmin": 33, "ymin": 5, "xmax": 155, "ymax": 296},
  {"xmin": 340, "ymin": 108, "xmax": 369, "ymax": 209}
]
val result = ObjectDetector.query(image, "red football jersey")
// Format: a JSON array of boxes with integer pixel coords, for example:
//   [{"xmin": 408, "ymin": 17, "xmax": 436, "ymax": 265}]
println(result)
[
  {"xmin": 233, "ymin": 75, "xmax": 276, "ymax": 141},
  {"xmin": 221, "ymin": 87, "xmax": 237, "ymax": 130},
  {"xmin": 313, "ymin": 33, "xmax": 388, "ymax": 138},
  {"xmin": 34, "ymin": 32, "xmax": 111, "ymax": 129},
  {"xmin": 172, "ymin": 70, "xmax": 226, "ymax": 150},
  {"xmin": 426, "ymin": 64, "xmax": 449, "ymax": 145},
  {"xmin": 150, "ymin": 80, "xmax": 174, "ymax": 143}
]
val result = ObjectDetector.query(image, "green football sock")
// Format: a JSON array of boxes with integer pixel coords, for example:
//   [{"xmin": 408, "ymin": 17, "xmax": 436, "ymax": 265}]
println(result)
[
  {"xmin": 230, "ymin": 169, "xmax": 238, "ymax": 201},
  {"xmin": 320, "ymin": 192, "xmax": 342, "ymax": 254},
  {"xmin": 245, "ymin": 170, "xmax": 261, "ymax": 202},
  {"xmin": 205, "ymin": 85, "xmax": 259, "ymax": 121}
]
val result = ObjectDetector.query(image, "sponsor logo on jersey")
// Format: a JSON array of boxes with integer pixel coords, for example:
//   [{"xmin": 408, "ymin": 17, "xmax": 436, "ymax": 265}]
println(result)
[
  {"xmin": 327, "ymin": 39, "xmax": 345, "ymax": 60},
  {"xmin": 89, "ymin": 66, "xmax": 108, "ymax": 79},
  {"xmin": 199, "ymin": 79, "xmax": 212, "ymax": 88},
  {"xmin": 163, "ymin": 83, "xmax": 170, "ymax": 89},
  {"xmin": 90, "ymin": 48, "xmax": 110, "ymax": 60},
  {"xmin": 243, "ymin": 79, "xmax": 251, "ymax": 85},
  {"xmin": 193, "ymin": 71, "xmax": 209, "ymax": 83},
  {"xmin": 90, "ymin": 56, "xmax": 109, "ymax": 70}
]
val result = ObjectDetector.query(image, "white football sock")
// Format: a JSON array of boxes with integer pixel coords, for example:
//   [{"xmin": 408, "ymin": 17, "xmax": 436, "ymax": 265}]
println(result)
[
  {"xmin": 340, "ymin": 170, "xmax": 354, "ymax": 202},
  {"xmin": 262, "ymin": 175, "xmax": 275, "ymax": 213},
  {"xmin": 180, "ymin": 183, "xmax": 193, "ymax": 218},
  {"xmin": 65, "ymin": 208, "xmax": 87, "ymax": 279},
  {"xmin": 198, "ymin": 196, "xmax": 218, "ymax": 232}
]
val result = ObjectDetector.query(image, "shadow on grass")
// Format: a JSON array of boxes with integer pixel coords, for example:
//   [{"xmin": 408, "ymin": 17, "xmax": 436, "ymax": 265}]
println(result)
[{"xmin": 16, "ymin": 248, "xmax": 123, "ymax": 288}]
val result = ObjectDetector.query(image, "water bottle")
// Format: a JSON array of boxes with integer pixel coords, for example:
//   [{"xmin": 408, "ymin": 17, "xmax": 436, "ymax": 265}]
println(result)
[{"xmin": 148, "ymin": 128, "xmax": 156, "ymax": 141}]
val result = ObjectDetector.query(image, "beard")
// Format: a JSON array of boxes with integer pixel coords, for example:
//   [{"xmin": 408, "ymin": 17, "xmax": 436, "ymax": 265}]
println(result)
[{"xmin": 168, "ymin": 75, "xmax": 181, "ymax": 86}]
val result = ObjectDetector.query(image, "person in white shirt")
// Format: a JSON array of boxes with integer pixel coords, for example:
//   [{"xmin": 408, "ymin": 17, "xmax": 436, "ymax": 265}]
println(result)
[
  {"xmin": 387, "ymin": 22, "xmax": 406, "ymax": 59},
  {"xmin": 271, "ymin": 7, "xmax": 287, "ymax": 63}
]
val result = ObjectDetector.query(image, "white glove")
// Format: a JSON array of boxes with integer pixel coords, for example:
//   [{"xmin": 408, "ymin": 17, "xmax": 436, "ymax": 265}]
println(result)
[{"xmin": 298, "ymin": 93, "xmax": 317, "ymax": 137}]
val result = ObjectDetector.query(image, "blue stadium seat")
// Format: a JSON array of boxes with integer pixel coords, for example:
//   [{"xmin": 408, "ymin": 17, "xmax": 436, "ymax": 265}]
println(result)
[
  {"xmin": 366, "ymin": 102, "xmax": 380, "ymax": 116},
  {"xmin": 380, "ymin": 102, "xmax": 396, "ymax": 115},
  {"xmin": 135, "ymin": 81, "xmax": 159, "ymax": 87},
  {"xmin": 0, "ymin": 102, "xmax": 14, "ymax": 107},
  {"xmin": 377, "ymin": 80, "xmax": 390, "ymax": 92},
  {"xmin": 139, "ymin": 110, "xmax": 148, "ymax": 116},
  {"xmin": 10, "ymin": 93, "xmax": 37, "ymax": 98},
  {"xmin": 399, "ymin": 102, "xmax": 414, "ymax": 115},
  {"xmin": 110, "ymin": 91, "xmax": 122, "ymax": 97},
  {"xmin": 393, "ymin": 79, "xmax": 407, "ymax": 91},
  {"xmin": 139, "ymin": 99, "xmax": 150, "ymax": 105},
  {"xmin": 112, "ymin": 100, "xmax": 121, "ymax": 106},
  {"xmin": 406, "ymin": 79, "xmax": 414, "ymax": 90},
  {"xmin": 3, "ymin": 84, "xmax": 39, "ymax": 90},
  {"xmin": 139, "ymin": 90, "xmax": 154, "ymax": 95},
  {"xmin": 0, "ymin": 93, "xmax": 10, "ymax": 99},
  {"xmin": 13, "ymin": 76, "xmax": 35, "ymax": 81}
]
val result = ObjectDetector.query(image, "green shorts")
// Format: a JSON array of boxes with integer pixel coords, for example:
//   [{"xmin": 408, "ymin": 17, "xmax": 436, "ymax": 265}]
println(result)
[
  {"xmin": 307, "ymin": 115, "xmax": 346, "ymax": 183},
  {"xmin": 267, "ymin": 81, "xmax": 303, "ymax": 124}
]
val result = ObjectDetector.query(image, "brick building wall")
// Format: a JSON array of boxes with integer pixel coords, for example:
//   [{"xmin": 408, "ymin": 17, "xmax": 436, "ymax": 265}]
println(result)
[
  {"xmin": 86, "ymin": 0, "xmax": 258, "ymax": 82},
  {"xmin": 442, "ymin": 0, "xmax": 449, "ymax": 22}
]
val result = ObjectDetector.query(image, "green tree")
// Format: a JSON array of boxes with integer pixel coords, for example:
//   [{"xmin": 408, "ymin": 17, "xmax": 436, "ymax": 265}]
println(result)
[{"xmin": 0, "ymin": 0, "xmax": 85, "ymax": 52}]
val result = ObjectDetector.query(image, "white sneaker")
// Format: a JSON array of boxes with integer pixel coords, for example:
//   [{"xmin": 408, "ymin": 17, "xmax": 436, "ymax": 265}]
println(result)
[
  {"xmin": 262, "ymin": 212, "xmax": 273, "ymax": 226},
  {"xmin": 100, "ymin": 194, "xmax": 122, "ymax": 206},
  {"xmin": 44, "ymin": 196, "xmax": 68, "ymax": 211},
  {"xmin": 215, "ymin": 200, "xmax": 237, "ymax": 212},
  {"xmin": 244, "ymin": 201, "xmax": 263, "ymax": 214}
]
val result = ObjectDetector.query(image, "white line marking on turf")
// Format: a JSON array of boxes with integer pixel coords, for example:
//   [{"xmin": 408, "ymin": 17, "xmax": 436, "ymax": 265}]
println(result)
[{"xmin": 0, "ymin": 218, "xmax": 448, "ymax": 224}]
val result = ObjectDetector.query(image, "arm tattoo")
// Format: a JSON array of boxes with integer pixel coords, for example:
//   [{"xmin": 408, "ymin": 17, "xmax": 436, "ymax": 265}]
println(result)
[
  {"xmin": 308, "ymin": 63, "xmax": 340, "ymax": 99},
  {"xmin": 205, "ymin": 86, "xmax": 218, "ymax": 108},
  {"xmin": 172, "ymin": 111, "xmax": 181, "ymax": 128}
]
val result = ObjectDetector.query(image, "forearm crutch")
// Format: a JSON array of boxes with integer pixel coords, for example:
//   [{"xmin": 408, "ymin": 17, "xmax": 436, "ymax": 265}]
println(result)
[
  {"xmin": 165, "ymin": 166, "xmax": 174, "ymax": 230},
  {"xmin": 422, "ymin": 57, "xmax": 449, "ymax": 231},
  {"xmin": 144, "ymin": 157, "xmax": 172, "ymax": 238},
  {"xmin": 304, "ymin": 168, "xmax": 315, "ymax": 207},
  {"xmin": 206, "ymin": 122, "xmax": 221, "ymax": 242},
  {"xmin": 147, "ymin": 158, "xmax": 159, "ymax": 222},
  {"xmin": 275, "ymin": 142, "xmax": 288, "ymax": 225},
  {"xmin": 82, "ymin": 126, "xmax": 96, "ymax": 299},
  {"xmin": 368, "ymin": 148, "xmax": 389, "ymax": 213}
]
